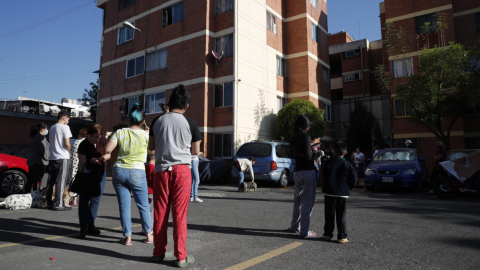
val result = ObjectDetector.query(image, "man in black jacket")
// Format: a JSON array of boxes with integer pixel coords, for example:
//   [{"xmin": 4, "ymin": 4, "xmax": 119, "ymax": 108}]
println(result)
[{"xmin": 321, "ymin": 141, "xmax": 357, "ymax": 243}]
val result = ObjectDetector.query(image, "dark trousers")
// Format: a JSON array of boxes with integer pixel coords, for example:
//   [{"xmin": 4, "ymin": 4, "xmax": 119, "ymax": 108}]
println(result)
[
  {"xmin": 26, "ymin": 164, "xmax": 45, "ymax": 193},
  {"xmin": 47, "ymin": 159, "xmax": 69, "ymax": 207},
  {"xmin": 78, "ymin": 171, "xmax": 106, "ymax": 230},
  {"xmin": 324, "ymin": 195, "xmax": 348, "ymax": 239}
]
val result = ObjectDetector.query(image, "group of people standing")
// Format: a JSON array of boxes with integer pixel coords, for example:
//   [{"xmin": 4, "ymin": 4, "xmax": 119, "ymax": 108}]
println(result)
[
  {"xmin": 25, "ymin": 84, "xmax": 202, "ymax": 267},
  {"xmin": 286, "ymin": 114, "xmax": 357, "ymax": 243}
]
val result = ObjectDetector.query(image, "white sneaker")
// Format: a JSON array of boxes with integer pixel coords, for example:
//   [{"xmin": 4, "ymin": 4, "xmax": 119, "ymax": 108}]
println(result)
[
  {"xmin": 193, "ymin": 198, "xmax": 203, "ymax": 203},
  {"xmin": 190, "ymin": 197, "xmax": 194, "ymax": 202}
]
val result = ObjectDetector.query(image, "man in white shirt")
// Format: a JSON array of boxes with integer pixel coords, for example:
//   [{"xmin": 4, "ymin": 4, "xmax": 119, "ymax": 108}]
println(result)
[
  {"xmin": 351, "ymin": 147, "xmax": 365, "ymax": 186},
  {"xmin": 46, "ymin": 111, "xmax": 73, "ymax": 211},
  {"xmin": 233, "ymin": 157, "xmax": 256, "ymax": 191}
]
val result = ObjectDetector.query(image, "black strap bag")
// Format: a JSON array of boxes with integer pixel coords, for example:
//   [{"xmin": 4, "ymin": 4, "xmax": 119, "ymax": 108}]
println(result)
[{"xmin": 69, "ymin": 164, "xmax": 104, "ymax": 197}]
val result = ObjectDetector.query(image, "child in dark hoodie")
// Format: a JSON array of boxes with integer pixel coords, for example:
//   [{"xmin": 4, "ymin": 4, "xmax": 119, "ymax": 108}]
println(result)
[{"xmin": 321, "ymin": 141, "xmax": 357, "ymax": 243}]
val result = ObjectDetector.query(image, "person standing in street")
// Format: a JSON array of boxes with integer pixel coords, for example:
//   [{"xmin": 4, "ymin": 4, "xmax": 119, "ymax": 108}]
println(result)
[
  {"xmin": 189, "ymin": 121, "xmax": 203, "ymax": 203},
  {"xmin": 351, "ymin": 147, "xmax": 365, "ymax": 186},
  {"xmin": 149, "ymin": 84, "xmax": 196, "ymax": 267},
  {"xmin": 26, "ymin": 122, "xmax": 49, "ymax": 193},
  {"xmin": 322, "ymin": 141, "xmax": 357, "ymax": 243},
  {"xmin": 286, "ymin": 114, "xmax": 318, "ymax": 238},
  {"xmin": 232, "ymin": 157, "xmax": 256, "ymax": 191},
  {"xmin": 65, "ymin": 128, "xmax": 87, "ymax": 206},
  {"xmin": 46, "ymin": 111, "xmax": 72, "ymax": 211},
  {"xmin": 100, "ymin": 104, "xmax": 153, "ymax": 245}
]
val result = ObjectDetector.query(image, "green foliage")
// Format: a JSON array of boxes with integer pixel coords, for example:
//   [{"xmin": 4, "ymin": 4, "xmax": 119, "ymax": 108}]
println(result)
[
  {"xmin": 78, "ymin": 80, "xmax": 98, "ymax": 121},
  {"xmin": 275, "ymin": 99, "xmax": 326, "ymax": 141},
  {"xmin": 343, "ymin": 98, "xmax": 374, "ymax": 154}
]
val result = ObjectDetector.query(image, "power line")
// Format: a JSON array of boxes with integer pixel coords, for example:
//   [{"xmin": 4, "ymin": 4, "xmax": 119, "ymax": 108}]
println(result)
[{"xmin": 0, "ymin": 0, "xmax": 95, "ymax": 40}]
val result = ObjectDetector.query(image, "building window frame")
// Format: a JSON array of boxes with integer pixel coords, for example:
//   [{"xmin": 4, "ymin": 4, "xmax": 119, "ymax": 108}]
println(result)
[
  {"xmin": 394, "ymin": 98, "xmax": 413, "ymax": 118},
  {"xmin": 215, "ymin": 34, "xmax": 234, "ymax": 58},
  {"xmin": 277, "ymin": 96, "xmax": 287, "ymax": 113},
  {"xmin": 325, "ymin": 103, "xmax": 331, "ymax": 122},
  {"xmin": 311, "ymin": 0, "xmax": 318, "ymax": 9},
  {"xmin": 214, "ymin": 82, "xmax": 234, "ymax": 108},
  {"xmin": 123, "ymin": 96, "xmax": 140, "ymax": 116},
  {"xmin": 215, "ymin": 0, "xmax": 233, "ymax": 15},
  {"xmin": 312, "ymin": 22, "xmax": 319, "ymax": 42},
  {"xmin": 213, "ymin": 132, "xmax": 233, "ymax": 159},
  {"xmin": 117, "ymin": 21, "xmax": 135, "ymax": 45},
  {"xmin": 162, "ymin": 1, "xmax": 184, "ymax": 27},
  {"xmin": 343, "ymin": 72, "xmax": 362, "ymax": 82},
  {"xmin": 119, "ymin": 0, "xmax": 136, "ymax": 10},
  {"xmin": 323, "ymin": 66, "xmax": 330, "ymax": 85},
  {"xmin": 146, "ymin": 49, "xmax": 167, "ymax": 72},
  {"xmin": 276, "ymin": 55, "xmax": 286, "ymax": 77},
  {"xmin": 415, "ymin": 12, "xmax": 437, "ymax": 35},
  {"xmin": 126, "ymin": 55, "xmax": 145, "ymax": 78},
  {"xmin": 391, "ymin": 57, "xmax": 414, "ymax": 79},
  {"xmin": 343, "ymin": 49, "xmax": 360, "ymax": 59},
  {"xmin": 267, "ymin": 11, "xmax": 277, "ymax": 35},
  {"xmin": 144, "ymin": 91, "xmax": 166, "ymax": 115}
]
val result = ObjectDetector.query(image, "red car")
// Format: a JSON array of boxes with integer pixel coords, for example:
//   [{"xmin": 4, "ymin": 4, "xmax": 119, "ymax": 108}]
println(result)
[{"xmin": 0, "ymin": 153, "xmax": 29, "ymax": 196}]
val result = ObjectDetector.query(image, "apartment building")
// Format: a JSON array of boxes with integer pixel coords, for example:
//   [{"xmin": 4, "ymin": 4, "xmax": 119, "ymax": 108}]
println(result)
[{"xmin": 95, "ymin": 0, "xmax": 331, "ymax": 159}]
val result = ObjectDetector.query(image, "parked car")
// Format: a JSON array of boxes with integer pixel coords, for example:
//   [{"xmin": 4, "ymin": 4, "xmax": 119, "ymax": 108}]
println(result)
[
  {"xmin": 0, "ymin": 153, "xmax": 29, "ymax": 196},
  {"xmin": 364, "ymin": 148, "xmax": 428, "ymax": 192},
  {"xmin": 234, "ymin": 141, "xmax": 295, "ymax": 188},
  {"xmin": 446, "ymin": 149, "xmax": 479, "ymax": 161},
  {"xmin": 198, "ymin": 156, "xmax": 230, "ymax": 183}
]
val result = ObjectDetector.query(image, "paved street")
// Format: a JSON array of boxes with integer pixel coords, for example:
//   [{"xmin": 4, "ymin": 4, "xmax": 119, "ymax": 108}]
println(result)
[{"xmin": 1, "ymin": 179, "xmax": 480, "ymax": 270}]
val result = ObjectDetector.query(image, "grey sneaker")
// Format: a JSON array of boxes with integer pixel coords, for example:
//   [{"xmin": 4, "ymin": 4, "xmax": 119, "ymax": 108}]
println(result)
[
  {"xmin": 54, "ymin": 206, "xmax": 72, "ymax": 211},
  {"xmin": 189, "ymin": 197, "xmax": 194, "ymax": 202},
  {"xmin": 193, "ymin": 198, "xmax": 203, "ymax": 203}
]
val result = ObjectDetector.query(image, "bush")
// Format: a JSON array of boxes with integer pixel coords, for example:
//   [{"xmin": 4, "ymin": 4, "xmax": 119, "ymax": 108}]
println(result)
[{"xmin": 275, "ymin": 99, "xmax": 326, "ymax": 141}]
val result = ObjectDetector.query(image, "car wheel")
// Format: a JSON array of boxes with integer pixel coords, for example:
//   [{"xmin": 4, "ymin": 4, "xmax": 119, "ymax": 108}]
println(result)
[
  {"xmin": 278, "ymin": 170, "xmax": 289, "ymax": 188},
  {"xmin": 365, "ymin": 186, "xmax": 375, "ymax": 191},
  {"xmin": 1, "ymin": 170, "xmax": 27, "ymax": 196}
]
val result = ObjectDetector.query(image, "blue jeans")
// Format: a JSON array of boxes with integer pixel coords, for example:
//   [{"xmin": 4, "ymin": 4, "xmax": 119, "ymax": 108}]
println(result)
[
  {"xmin": 190, "ymin": 159, "xmax": 200, "ymax": 198},
  {"xmin": 112, "ymin": 167, "xmax": 152, "ymax": 237},
  {"xmin": 79, "ymin": 171, "xmax": 106, "ymax": 230}
]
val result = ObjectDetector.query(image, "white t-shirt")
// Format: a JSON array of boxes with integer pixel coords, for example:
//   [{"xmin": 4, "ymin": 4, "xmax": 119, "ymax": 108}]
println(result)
[
  {"xmin": 49, "ymin": 123, "xmax": 72, "ymax": 160},
  {"xmin": 353, "ymin": 152, "xmax": 365, "ymax": 164}
]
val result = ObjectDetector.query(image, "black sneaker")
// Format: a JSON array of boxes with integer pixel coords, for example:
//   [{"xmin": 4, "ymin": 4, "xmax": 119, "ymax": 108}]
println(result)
[
  {"xmin": 46, "ymin": 203, "xmax": 54, "ymax": 210},
  {"xmin": 54, "ymin": 206, "xmax": 72, "ymax": 211},
  {"xmin": 78, "ymin": 231, "xmax": 87, "ymax": 239},
  {"xmin": 87, "ymin": 226, "xmax": 101, "ymax": 235}
]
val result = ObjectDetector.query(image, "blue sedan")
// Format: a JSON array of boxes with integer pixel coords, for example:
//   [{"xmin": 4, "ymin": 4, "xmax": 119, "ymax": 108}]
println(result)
[{"xmin": 364, "ymin": 148, "xmax": 428, "ymax": 192}]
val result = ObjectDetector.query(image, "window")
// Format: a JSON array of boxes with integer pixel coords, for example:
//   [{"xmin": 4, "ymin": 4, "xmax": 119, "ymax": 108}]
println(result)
[
  {"xmin": 476, "ymin": 12, "xmax": 480, "ymax": 32},
  {"xmin": 146, "ymin": 49, "xmax": 167, "ymax": 72},
  {"xmin": 213, "ymin": 133, "xmax": 232, "ymax": 159},
  {"xmin": 343, "ymin": 72, "xmax": 362, "ymax": 82},
  {"xmin": 312, "ymin": 22, "xmax": 319, "ymax": 42},
  {"xmin": 144, "ymin": 92, "xmax": 166, "ymax": 114},
  {"xmin": 214, "ymin": 82, "xmax": 234, "ymax": 108},
  {"xmin": 311, "ymin": 0, "xmax": 318, "ymax": 9},
  {"xmin": 323, "ymin": 66, "xmax": 330, "ymax": 85},
  {"xmin": 394, "ymin": 98, "xmax": 412, "ymax": 118},
  {"xmin": 118, "ymin": 21, "xmax": 134, "ymax": 44},
  {"xmin": 215, "ymin": 34, "xmax": 234, "ymax": 57},
  {"xmin": 276, "ymin": 56, "xmax": 286, "ymax": 77},
  {"xmin": 237, "ymin": 143, "xmax": 272, "ymax": 157},
  {"xmin": 123, "ymin": 96, "xmax": 139, "ymax": 115},
  {"xmin": 267, "ymin": 11, "xmax": 277, "ymax": 34},
  {"xmin": 277, "ymin": 96, "xmax": 287, "ymax": 113},
  {"xmin": 325, "ymin": 103, "xmax": 331, "ymax": 122},
  {"xmin": 119, "ymin": 0, "xmax": 135, "ymax": 10},
  {"xmin": 215, "ymin": 0, "xmax": 233, "ymax": 15},
  {"xmin": 79, "ymin": 111, "xmax": 84, "ymax": 117},
  {"xmin": 162, "ymin": 1, "xmax": 184, "ymax": 27},
  {"xmin": 343, "ymin": 49, "xmax": 360, "ymax": 58},
  {"xmin": 275, "ymin": 145, "xmax": 292, "ymax": 158},
  {"xmin": 415, "ymin": 13, "xmax": 436, "ymax": 35},
  {"xmin": 126, "ymin": 55, "xmax": 145, "ymax": 78},
  {"xmin": 391, "ymin": 57, "xmax": 414, "ymax": 79}
]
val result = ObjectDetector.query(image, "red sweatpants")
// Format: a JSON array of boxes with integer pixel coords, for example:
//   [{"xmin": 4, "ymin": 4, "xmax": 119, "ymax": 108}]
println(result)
[{"xmin": 153, "ymin": 165, "xmax": 192, "ymax": 260}]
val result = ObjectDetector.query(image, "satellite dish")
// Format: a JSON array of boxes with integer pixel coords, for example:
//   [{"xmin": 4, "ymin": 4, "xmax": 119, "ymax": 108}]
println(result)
[{"xmin": 212, "ymin": 50, "xmax": 224, "ymax": 68}]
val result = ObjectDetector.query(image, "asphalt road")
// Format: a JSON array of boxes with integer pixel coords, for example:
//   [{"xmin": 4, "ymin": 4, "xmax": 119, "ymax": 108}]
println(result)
[{"xmin": 1, "ymin": 179, "xmax": 480, "ymax": 270}]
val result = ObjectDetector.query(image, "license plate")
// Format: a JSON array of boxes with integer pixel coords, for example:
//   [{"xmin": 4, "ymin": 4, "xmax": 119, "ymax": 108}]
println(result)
[{"xmin": 382, "ymin": 177, "xmax": 394, "ymax": 182}]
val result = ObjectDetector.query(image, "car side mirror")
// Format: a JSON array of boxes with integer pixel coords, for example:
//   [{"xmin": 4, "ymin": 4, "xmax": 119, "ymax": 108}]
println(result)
[{"xmin": 419, "ymin": 158, "xmax": 427, "ymax": 162}]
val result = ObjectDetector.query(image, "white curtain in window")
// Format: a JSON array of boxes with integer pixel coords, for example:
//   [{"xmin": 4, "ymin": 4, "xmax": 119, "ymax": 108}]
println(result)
[
  {"xmin": 173, "ymin": 2, "xmax": 184, "ymax": 23},
  {"xmin": 312, "ymin": 23, "xmax": 317, "ymax": 42},
  {"xmin": 215, "ymin": 0, "xmax": 222, "ymax": 14},
  {"xmin": 392, "ymin": 58, "xmax": 413, "ymax": 78},
  {"xmin": 147, "ymin": 49, "xmax": 167, "ymax": 72},
  {"xmin": 311, "ymin": 0, "xmax": 318, "ymax": 8},
  {"xmin": 118, "ymin": 27, "xmax": 125, "ymax": 43},
  {"xmin": 145, "ymin": 94, "xmax": 155, "ymax": 113},
  {"xmin": 225, "ymin": 0, "xmax": 233, "ymax": 12},
  {"xmin": 267, "ymin": 13, "xmax": 277, "ymax": 34},
  {"xmin": 224, "ymin": 34, "xmax": 233, "ymax": 57}
]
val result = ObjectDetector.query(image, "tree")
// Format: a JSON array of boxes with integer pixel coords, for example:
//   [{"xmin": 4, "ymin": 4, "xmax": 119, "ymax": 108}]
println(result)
[
  {"xmin": 275, "ymin": 99, "xmax": 326, "ymax": 141},
  {"xmin": 78, "ymin": 80, "xmax": 98, "ymax": 121},
  {"xmin": 343, "ymin": 98, "xmax": 374, "ymax": 155},
  {"xmin": 375, "ymin": 15, "xmax": 480, "ymax": 150}
]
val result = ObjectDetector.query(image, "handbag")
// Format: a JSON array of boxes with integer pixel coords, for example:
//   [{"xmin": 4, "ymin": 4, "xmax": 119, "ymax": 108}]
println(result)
[{"xmin": 69, "ymin": 164, "xmax": 104, "ymax": 197}]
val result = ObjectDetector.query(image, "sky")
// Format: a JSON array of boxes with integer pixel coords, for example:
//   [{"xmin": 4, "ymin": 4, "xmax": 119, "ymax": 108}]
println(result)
[{"xmin": 0, "ymin": 0, "xmax": 383, "ymax": 103}]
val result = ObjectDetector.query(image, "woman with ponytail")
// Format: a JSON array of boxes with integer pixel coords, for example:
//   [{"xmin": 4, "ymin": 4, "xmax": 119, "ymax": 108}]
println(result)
[
  {"xmin": 26, "ymin": 122, "xmax": 49, "ymax": 193},
  {"xmin": 99, "ymin": 103, "xmax": 153, "ymax": 245},
  {"xmin": 286, "ymin": 114, "xmax": 318, "ymax": 238}
]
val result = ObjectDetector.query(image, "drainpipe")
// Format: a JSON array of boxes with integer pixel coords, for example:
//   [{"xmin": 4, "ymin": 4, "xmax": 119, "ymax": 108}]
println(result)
[
  {"xmin": 360, "ymin": 44, "xmax": 365, "ymax": 97},
  {"xmin": 233, "ymin": 0, "xmax": 239, "ymax": 156}
]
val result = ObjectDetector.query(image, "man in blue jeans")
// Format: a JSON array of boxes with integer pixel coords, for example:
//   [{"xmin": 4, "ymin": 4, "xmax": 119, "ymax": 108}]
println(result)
[
  {"xmin": 232, "ymin": 157, "xmax": 256, "ymax": 191},
  {"xmin": 187, "ymin": 119, "xmax": 202, "ymax": 203}
]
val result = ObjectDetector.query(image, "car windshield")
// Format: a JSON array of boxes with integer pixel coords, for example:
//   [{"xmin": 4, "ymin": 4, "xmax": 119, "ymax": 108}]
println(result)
[
  {"xmin": 448, "ymin": 151, "xmax": 474, "ymax": 161},
  {"xmin": 237, "ymin": 143, "xmax": 272, "ymax": 157},
  {"xmin": 374, "ymin": 150, "xmax": 416, "ymax": 161}
]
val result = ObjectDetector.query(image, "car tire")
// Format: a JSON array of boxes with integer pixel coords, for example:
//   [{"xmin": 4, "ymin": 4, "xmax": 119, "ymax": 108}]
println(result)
[
  {"xmin": 365, "ymin": 186, "xmax": 375, "ymax": 191},
  {"xmin": 0, "ymin": 170, "xmax": 27, "ymax": 196},
  {"xmin": 278, "ymin": 170, "xmax": 289, "ymax": 188}
]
